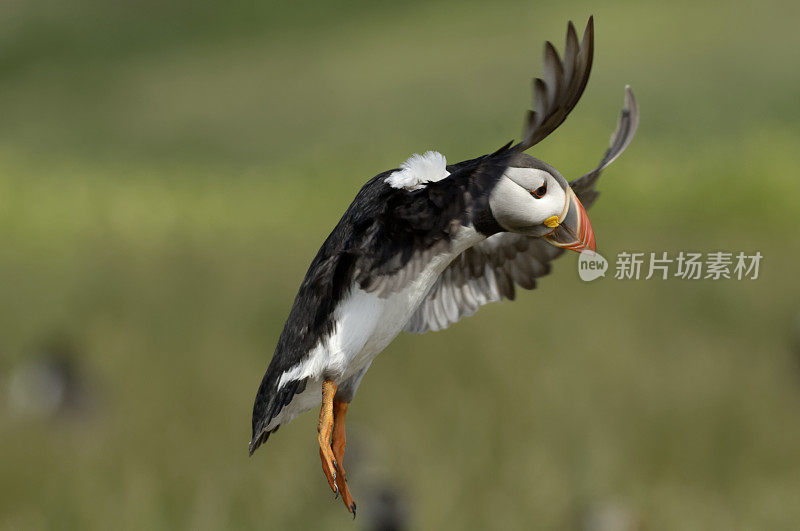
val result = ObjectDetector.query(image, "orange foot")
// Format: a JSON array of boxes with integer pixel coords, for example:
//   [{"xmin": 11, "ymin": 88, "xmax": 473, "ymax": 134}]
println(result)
[
  {"xmin": 317, "ymin": 381, "xmax": 357, "ymax": 518},
  {"xmin": 332, "ymin": 399, "xmax": 356, "ymax": 517}
]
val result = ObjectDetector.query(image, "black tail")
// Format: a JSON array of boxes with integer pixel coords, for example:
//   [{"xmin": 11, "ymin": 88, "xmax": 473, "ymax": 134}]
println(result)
[{"xmin": 249, "ymin": 374, "xmax": 307, "ymax": 456}]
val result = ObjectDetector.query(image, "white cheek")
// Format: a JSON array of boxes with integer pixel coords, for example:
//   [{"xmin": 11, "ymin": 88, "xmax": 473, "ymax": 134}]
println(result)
[
  {"xmin": 537, "ymin": 184, "xmax": 565, "ymax": 221},
  {"xmin": 489, "ymin": 178, "xmax": 530, "ymax": 229},
  {"xmin": 489, "ymin": 177, "xmax": 559, "ymax": 229}
]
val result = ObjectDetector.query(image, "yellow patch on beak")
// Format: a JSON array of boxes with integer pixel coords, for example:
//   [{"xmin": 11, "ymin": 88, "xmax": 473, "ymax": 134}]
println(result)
[{"xmin": 544, "ymin": 215, "xmax": 560, "ymax": 228}]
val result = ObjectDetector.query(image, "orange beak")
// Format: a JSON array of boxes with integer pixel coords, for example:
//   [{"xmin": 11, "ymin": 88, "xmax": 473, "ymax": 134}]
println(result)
[{"xmin": 543, "ymin": 187, "xmax": 596, "ymax": 253}]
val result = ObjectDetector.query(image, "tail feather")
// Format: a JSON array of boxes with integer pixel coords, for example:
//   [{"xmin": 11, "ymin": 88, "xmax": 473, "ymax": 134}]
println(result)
[{"xmin": 249, "ymin": 376, "xmax": 307, "ymax": 456}]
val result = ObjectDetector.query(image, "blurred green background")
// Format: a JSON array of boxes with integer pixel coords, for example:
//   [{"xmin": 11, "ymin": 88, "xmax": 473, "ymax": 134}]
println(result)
[{"xmin": 2, "ymin": 0, "xmax": 800, "ymax": 529}]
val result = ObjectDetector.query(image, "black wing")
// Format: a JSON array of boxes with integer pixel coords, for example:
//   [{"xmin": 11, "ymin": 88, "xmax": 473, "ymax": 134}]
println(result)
[
  {"xmin": 570, "ymin": 86, "xmax": 639, "ymax": 207},
  {"xmin": 355, "ymin": 147, "xmax": 515, "ymax": 296},
  {"xmin": 406, "ymin": 88, "xmax": 638, "ymax": 334},
  {"xmin": 515, "ymin": 17, "xmax": 594, "ymax": 152}
]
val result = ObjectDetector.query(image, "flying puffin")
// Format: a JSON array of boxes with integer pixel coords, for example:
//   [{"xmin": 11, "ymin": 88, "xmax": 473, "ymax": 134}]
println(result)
[{"xmin": 250, "ymin": 16, "xmax": 638, "ymax": 517}]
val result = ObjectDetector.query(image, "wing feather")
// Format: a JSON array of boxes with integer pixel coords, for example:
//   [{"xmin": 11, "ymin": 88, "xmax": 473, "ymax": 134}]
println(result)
[
  {"xmin": 404, "ymin": 234, "xmax": 564, "ymax": 333},
  {"xmin": 570, "ymin": 86, "xmax": 639, "ymax": 208},
  {"xmin": 404, "ymin": 84, "xmax": 638, "ymax": 335},
  {"xmin": 516, "ymin": 17, "xmax": 594, "ymax": 152}
]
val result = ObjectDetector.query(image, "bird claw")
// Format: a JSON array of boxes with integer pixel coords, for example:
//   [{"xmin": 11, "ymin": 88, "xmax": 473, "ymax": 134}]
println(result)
[{"xmin": 329, "ymin": 468, "xmax": 338, "ymax": 494}]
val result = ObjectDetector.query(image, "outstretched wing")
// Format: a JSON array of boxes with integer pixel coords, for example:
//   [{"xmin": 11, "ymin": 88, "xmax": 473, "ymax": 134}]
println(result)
[
  {"xmin": 570, "ymin": 86, "xmax": 639, "ymax": 208},
  {"xmin": 405, "ymin": 87, "xmax": 638, "ymax": 334},
  {"xmin": 515, "ymin": 17, "xmax": 594, "ymax": 152},
  {"xmin": 404, "ymin": 233, "xmax": 563, "ymax": 333}
]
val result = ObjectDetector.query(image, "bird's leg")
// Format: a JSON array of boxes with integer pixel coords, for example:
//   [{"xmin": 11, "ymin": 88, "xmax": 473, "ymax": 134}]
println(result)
[
  {"xmin": 317, "ymin": 380, "xmax": 338, "ymax": 495},
  {"xmin": 332, "ymin": 399, "xmax": 356, "ymax": 517}
]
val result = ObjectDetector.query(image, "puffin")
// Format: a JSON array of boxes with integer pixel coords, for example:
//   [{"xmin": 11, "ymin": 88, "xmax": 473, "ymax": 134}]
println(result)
[{"xmin": 250, "ymin": 16, "xmax": 638, "ymax": 517}]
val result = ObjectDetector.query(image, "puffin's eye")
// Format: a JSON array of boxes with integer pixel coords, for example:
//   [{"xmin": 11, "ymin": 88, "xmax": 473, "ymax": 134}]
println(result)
[{"xmin": 531, "ymin": 182, "xmax": 547, "ymax": 199}]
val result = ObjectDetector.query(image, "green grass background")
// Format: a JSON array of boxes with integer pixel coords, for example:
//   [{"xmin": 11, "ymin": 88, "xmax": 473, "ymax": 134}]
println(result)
[{"xmin": 1, "ymin": 0, "xmax": 800, "ymax": 529}]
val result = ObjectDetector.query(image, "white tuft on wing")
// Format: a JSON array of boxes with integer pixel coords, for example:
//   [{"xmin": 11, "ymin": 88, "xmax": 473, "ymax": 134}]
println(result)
[{"xmin": 385, "ymin": 151, "xmax": 449, "ymax": 190}]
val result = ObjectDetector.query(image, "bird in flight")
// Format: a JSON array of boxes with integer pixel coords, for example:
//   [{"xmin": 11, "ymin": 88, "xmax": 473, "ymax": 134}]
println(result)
[{"xmin": 250, "ymin": 16, "xmax": 638, "ymax": 517}]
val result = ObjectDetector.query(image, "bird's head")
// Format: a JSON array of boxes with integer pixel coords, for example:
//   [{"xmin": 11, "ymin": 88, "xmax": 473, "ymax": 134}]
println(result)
[{"xmin": 488, "ymin": 153, "xmax": 595, "ymax": 253}]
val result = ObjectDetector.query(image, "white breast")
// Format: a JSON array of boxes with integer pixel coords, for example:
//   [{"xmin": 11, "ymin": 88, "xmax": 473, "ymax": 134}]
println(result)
[{"xmin": 277, "ymin": 226, "xmax": 485, "ymax": 389}]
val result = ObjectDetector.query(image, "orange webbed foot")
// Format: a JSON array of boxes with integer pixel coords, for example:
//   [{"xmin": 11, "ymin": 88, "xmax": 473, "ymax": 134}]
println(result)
[
  {"xmin": 332, "ymin": 400, "xmax": 356, "ymax": 517},
  {"xmin": 317, "ymin": 381, "xmax": 339, "ymax": 495}
]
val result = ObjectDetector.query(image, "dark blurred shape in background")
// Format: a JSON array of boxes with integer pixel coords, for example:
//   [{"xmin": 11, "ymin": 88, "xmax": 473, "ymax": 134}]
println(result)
[
  {"xmin": 365, "ymin": 486, "xmax": 408, "ymax": 531},
  {"xmin": 7, "ymin": 334, "xmax": 93, "ymax": 420},
  {"xmin": 342, "ymin": 426, "xmax": 410, "ymax": 531}
]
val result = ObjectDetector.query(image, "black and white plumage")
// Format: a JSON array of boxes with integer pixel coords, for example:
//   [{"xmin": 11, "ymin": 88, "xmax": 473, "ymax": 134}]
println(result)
[{"xmin": 249, "ymin": 16, "xmax": 638, "ymax": 514}]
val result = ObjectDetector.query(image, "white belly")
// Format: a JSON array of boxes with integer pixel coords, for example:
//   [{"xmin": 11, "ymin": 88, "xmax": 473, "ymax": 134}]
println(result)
[
  {"xmin": 266, "ymin": 229, "xmax": 484, "ymax": 432},
  {"xmin": 277, "ymin": 226, "xmax": 484, "ymax": 388},
  {"xmin": 332, "ymin": 270, "xmax": 438, "ymax": 378}
]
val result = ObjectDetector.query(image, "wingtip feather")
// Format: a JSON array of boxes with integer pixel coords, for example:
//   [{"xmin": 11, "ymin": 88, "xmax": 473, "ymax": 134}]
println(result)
[{"xmin": 515, "ymin": 16, "xmax": 596, "ymax": 152}]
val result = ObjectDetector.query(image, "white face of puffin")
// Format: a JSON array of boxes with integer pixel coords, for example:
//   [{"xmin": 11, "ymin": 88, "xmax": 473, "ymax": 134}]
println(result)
[{"xmin": 489, "ymin": 166, "xmax": 596, "ymax": 252}]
